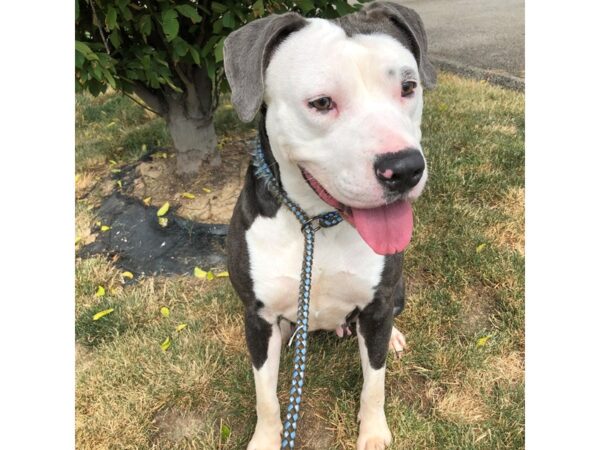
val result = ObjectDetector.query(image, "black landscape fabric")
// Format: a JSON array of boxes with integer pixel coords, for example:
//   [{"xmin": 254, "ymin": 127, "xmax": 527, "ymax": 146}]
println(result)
[{"xmin": 79, "ymin": 193, "xmax": 228, "ymax": 276}]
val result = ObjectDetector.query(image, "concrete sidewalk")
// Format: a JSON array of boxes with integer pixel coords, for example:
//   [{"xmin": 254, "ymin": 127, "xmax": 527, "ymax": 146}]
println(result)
[{"xmin": 400, "ymin": 0, "xmax": 524, "ymax": 89}]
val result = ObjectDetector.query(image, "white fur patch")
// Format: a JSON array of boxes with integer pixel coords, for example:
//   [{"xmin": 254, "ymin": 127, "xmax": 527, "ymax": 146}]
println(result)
[
  {"xmin": 264, "ymin": 18, "xmax": 427, "ymax": 211},
  {"xmin": 246, "ymin": 207, "xmax": 385, "ymax": 330}
]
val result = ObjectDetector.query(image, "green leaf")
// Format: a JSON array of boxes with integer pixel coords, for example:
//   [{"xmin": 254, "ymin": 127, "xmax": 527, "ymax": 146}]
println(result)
[
  {"xmin": 214, "ymin": 37, "xmax": 225, "ymax": 63},
  {"xmin": 335, "ymin": 0, "xmax": 355, "ymax": 16},
  {"xmin": 189, "ymin": 46, "xmax": 200, "ymax": 65},
  {"xmin": 160, "ymin": 336, "xmax": 171, "ymax": 351},
  {"xmin": 92, "ymin": 308, "xmax": 114, "ymax": 321},
  {"xmin": 211, "ymin": 2, "xmax": 228, "ymax": 14},
  {"xmin": 222, "ymin": 11, "xmax": 235, "ymax": 29},
  {"xmin": 175, "ymin": 4, "xmax": 202, "ymax": 23},
  {"xmin": 160, "ymin": 306, "xmax": 170, "ymax": 317},
  {"xmin": 172, "ymin": 37, "xmax": 189, "ymax": 57},
  {"xmin": 161, "ymin": 9, "xmax": 180, "ymax": 42},
  {"xmin": 75, "ymin": 0, "xmax": 80, "ymax": 21},
  {"xmin": 109, "ymin": 30, "xmax": 121, "ymax": 49},
  {"xmin": 220, "ymin": 423, "xmax": 231, "ymax": 441},
  {"xmin": 296, "ymin": 0, "xmax": 315, "ymax": 13},
  {"xmin": 106, "ymin": 6, "xmax": 118, "ymax": 30},
  {"xmin": 139, "ymin": 14, "xmax": 152, "ymax": 38},
  {"xmin": 157, "ymin": 201, "xmax": 170, "ymax": 217}
]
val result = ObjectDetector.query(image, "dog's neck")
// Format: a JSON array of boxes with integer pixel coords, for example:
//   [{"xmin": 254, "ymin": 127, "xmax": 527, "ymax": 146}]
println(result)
[{"xmin": 258, "ymin": 107, "xmax": 334, "ymax": 217}]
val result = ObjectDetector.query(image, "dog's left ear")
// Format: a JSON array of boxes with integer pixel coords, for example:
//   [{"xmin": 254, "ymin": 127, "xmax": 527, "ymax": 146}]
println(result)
[
  {"xmin": 336, "ymin": 1, "xmax": 437, "ymax": 88},
  {"xmin": 223, "ymin": 13, "xmax": 308, "ymax": 123}
]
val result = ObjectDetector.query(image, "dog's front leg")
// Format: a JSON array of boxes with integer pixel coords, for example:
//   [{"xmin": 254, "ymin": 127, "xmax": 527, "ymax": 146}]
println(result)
[
  {"xmin": 245, "ymin": 308, "xmax": 282, "ymax": 450},
  {"xmin": 356, "ymin": 297, "xmax": 394, "ymax": 450}
]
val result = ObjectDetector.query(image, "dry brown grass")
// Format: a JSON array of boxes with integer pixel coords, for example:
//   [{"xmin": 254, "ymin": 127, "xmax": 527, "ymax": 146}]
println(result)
[{"xmin": 486, "ymin": 187, "xmax": 525, "ymax": 255}]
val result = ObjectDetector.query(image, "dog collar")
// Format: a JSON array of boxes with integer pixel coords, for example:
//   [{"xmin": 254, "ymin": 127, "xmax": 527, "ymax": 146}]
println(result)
[{"xmin": 252, "ymin": 139, "xmax": 343, "ymax": 448}]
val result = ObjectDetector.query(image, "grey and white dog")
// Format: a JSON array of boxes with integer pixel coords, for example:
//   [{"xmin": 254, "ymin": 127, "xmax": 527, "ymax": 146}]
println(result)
[{"xmin": 223, "ymin": 2, "xmax": 436, "ymax": 448}]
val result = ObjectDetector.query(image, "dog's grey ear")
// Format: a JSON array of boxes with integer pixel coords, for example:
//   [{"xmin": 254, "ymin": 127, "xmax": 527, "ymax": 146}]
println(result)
[
  {"xmin": 223, "ymin": 13, "xmax": 307, "ymax": 122},
  {"xmin": 336, "ymin": 1, "xmax": 436, "ymax": 88}
]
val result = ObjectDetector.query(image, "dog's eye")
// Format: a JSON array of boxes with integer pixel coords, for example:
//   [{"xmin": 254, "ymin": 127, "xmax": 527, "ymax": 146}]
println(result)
[
  {"xmin": 308, "ymin": 97, "xmax": 334, "ymax": 111},
  {"xmin": 401, "ymin": 81, "xmax": 417, "ymax": 97}
]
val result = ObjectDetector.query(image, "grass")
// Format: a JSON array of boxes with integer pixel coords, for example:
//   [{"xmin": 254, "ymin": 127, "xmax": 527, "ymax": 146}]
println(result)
[{"xmin": 75, "ymin": 73, "xmax": 524, "ymax": 449}]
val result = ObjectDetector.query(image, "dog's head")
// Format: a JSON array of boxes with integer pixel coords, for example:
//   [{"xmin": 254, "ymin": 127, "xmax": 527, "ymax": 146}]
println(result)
[{"xmin": 224, "ymin": 1, "xmax": 436, "ymax": 255}]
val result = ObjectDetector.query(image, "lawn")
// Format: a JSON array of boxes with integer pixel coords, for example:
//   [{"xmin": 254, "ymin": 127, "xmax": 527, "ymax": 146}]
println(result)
[{"xmin": 75, "ymin": 72, "xmax": 524, "ymax": 450}]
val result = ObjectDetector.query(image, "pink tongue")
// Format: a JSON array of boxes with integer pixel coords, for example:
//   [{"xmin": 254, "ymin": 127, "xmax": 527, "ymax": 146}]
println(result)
[{"xmin": 351, "ymin": 201, "xmax": 413, "ymax": 255}]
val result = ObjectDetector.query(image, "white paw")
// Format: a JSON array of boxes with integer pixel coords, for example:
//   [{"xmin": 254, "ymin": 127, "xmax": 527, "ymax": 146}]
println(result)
[
  {"xmin": 388, "ymin": 326, "xmax": 407, "ymax": 358},
  {"xmin": 357, "ymin": 420, "xmax": 392, "ymax": 450},
  {"xmin": 247, "ymin": 422, "xmax": 282, "ymax": 450}
]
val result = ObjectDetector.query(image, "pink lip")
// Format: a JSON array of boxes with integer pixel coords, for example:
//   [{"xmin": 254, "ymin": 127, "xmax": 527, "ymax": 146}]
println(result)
[{"xmin": 300, "ymin": 169, "xmax": 355, "ymax": 224}]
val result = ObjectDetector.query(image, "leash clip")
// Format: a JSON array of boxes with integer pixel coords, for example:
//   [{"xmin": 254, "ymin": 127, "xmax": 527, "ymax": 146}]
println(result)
[{"xmin": 301, "ymin": 216, "xmax": 322, "ymax": 233}]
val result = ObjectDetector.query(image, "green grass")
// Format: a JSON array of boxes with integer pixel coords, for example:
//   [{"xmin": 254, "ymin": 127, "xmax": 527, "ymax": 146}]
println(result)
[{"xmin": 75, "ymin": 73, "xmax": 524, "ymax": 449}]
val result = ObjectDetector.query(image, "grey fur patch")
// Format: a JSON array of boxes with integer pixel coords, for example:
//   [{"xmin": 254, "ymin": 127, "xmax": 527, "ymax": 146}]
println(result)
[{"xmin": 223, "ymin": 13, "xmax": 307, "ymax": 123}]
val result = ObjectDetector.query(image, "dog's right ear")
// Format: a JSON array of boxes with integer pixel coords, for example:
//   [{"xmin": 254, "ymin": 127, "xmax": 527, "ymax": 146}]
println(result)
[{"xmin": 223, "ymin": 13, "xmax": 307, "ymax": 123}]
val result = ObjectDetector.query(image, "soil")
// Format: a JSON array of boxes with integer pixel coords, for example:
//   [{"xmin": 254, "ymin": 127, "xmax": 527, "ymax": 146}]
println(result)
[
  {"xmin": 76, "ymin": 136, "xmax": 254, "ymax": 275},
  {"xmin": 130, "ymin": 137, "xmax": 252, "ymax": 224}
]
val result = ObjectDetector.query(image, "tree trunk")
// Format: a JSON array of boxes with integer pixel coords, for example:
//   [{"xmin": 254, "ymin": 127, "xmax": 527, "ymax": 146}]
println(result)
[
  {"xmin": 134, "ymin": 65, "xmax": 221, "ymax": 177},
  {"xmin": 166, "ymin": 102, "xmax": 220, "ymax": 177}
]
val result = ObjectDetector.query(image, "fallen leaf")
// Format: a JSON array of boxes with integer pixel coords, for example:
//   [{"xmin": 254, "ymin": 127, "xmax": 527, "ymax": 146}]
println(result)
[
  {"xmin": 100, "ymin": 225, "xmax": 111, "ymax": 232},
  {"xmin": 160, "ymin": 336, "xmax": 171, "ymax": 351},
  {"xmin": 476, "ymin": 243, "xmax": 487, "ymax": 253},
  {"xmin": 116, "ymin": 180, "xmax": 122, "ymax": 189},
  {"xmin": 202, "ymin": 187, "xmax": 212, "ymax": 193},
  {"xmin": 111, "ymin": 168, "xmax": 122, "ymax": 174},
  {"xmin": 158, "ymin": 217, "xmax": 169, "ymax": 227},
  {"xmin": 143, "ymin": 197, "xmax": 152, "ymax": 206},
  {"xmin": 194, "ymin": 267, "xmax": 215, "ymax": 280},
  {"xmin": 477, "ymin": 335, "xmax": 492, "ymax": 347},
  {"xmin": 95, "ymin": 221, "xmax": 102, "ymax": 227},
  {"xmin": 176, "ymin": 323, "xmax": 187, "ymax": 332},
  {"xmin": 109, "ymin": 159, "xmax": 117, "ymax": 165},
  {"xmin": 75, "ymin": 236, "xmax": 82, "ymax": 245},
  {"xmin": 220, "ymin": 423, "xmax": 231, "ymax": 441},
  {"xmin": 160, "ymin": 306, "xmax": 170, "ymax": 317},
  {"xmin": 92, "ymin": 308, "xmax": 114, "ymax": 321},
  {"xmin": 141, "ymin": 144, "xmax": 147, "ymax": 152},
  {"xmin": 75, "ymin": 174, "xmax": 81, "ymax": 183},
  {"xmin": 215, "ymin": 271, "xmax": 229, "ymax": 278},
  {"xmin": 181, "ymin": 192, "xmax": 196, "ymax": 199},
  {"xmin": 95, "ymin": 285, "xmax": 106, "ymax": 297},
  {"xmin": 157, "ymin": 202, "xmax": 170, "ymax": 217},
  {"xmin": 107, "ymin": 122, "xmax": 117, "ymax": 128},
  {"xmin": 122, "ymin": 271, "xmax": 134, "ymax": 280}
]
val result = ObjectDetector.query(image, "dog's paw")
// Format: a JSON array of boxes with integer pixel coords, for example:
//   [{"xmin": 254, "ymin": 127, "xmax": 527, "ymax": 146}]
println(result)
[
  {"xmin": 388, "ymin": 326, "xmax": 407, "ymax": 358},
  {"xmin": 356, "ymin": 423, "xmax": 392, "ymax": 450},
  {"xmin": 246, "ymin": 422, "xmax": 282, "ymax": 450}
]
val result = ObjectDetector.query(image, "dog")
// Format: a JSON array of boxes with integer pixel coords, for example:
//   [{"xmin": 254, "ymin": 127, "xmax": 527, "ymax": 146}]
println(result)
[{"xmin": 223, "ymin": 2, "xmax": 435, "ymax": 448}]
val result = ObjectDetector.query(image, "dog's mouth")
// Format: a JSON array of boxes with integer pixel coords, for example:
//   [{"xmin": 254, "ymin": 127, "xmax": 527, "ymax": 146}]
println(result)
[{"xmin": 300, "ymin": 168, "xmax": 413, "ymax": 255}]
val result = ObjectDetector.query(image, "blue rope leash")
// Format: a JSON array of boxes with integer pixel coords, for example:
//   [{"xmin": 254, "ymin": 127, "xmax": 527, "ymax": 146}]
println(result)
[{"xmin": 251, "ymin": 139, "xmax": 343, "ymax": 449}]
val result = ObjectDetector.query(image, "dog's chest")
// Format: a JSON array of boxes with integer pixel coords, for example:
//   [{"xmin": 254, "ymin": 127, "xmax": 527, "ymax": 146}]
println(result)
[{"xmin": 246, "ymin": 208, "xmax": 385, "ymax": 330}]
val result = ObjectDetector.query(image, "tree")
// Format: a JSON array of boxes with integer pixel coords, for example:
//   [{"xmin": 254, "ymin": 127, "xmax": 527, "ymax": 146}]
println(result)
[{"xmin": 75, "ymin": 0, "xmax": 361, "ymax": 176}]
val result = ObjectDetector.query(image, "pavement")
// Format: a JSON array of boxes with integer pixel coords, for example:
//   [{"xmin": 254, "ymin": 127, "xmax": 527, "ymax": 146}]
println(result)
[{"xmin": 398, "ymin": 0, "xmax": 524, "ymax": 89}]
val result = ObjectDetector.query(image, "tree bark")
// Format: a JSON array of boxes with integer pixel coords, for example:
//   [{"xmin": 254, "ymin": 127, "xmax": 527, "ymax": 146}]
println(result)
[
  {"xmin": 166, "ymin": 101, "xmax": 220, "ymax": 176},
  {"xmin": 133, "ymin": 65, "xmax": 220, "ymax": 177}
]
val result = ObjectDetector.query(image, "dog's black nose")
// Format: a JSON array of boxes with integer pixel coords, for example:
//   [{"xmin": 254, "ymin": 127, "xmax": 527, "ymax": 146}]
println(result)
[{"xmin": 374, "ymin": 149, "xmax": 425, "ymax": 193}]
